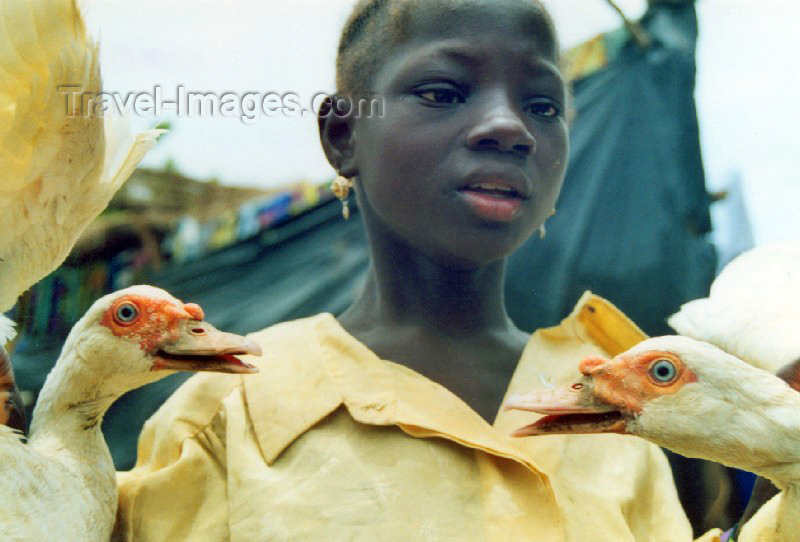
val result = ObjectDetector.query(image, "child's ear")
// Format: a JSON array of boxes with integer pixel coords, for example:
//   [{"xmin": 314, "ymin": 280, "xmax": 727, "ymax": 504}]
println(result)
[{"xmin": 318, "ymin": 95, "xmax": 357, "ymax": 177}]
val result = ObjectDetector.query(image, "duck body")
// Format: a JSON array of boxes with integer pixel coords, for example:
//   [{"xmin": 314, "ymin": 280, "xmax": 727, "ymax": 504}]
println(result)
[
  {"xmin": 669, "ymin": 242, "xmax": 800, "ymax": 524},
  {"xmin": 0, "ymin": 424, "xmax": 114, "ymax": 541}
]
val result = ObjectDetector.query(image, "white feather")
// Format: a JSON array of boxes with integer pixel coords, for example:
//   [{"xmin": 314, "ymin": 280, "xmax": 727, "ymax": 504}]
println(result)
[
  {"xmin": 0, "ymin": 424, "xmax": 81, "ymax": 542},
  {"xmin": 0, "ymin": 315, "xmax": 15, "ymax": 346},
  {"xmin": 669, "ymin": 242, "xmax": 800, "ymax": 374}
]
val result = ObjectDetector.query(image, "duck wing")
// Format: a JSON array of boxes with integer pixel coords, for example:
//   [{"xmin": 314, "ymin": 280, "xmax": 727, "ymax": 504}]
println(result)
[{"xmin": 0, "ymin": 0, "xmax": 164, "ymax": 314}]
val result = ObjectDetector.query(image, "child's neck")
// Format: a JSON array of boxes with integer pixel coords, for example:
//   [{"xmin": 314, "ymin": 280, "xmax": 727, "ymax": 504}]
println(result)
[
  {"xmin": 347, "ymin": 239, "xmax": 513, "ymax": 338},
  {"xmin": 338, "ymin": 235, "xmax": 529, "ymax": 422}
]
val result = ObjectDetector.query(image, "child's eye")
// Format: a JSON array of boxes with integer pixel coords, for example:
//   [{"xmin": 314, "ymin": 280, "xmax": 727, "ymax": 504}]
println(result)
[
  {"xmin": 526, "ymin": 98, "xmax": 562, "ymax": 119},
  {"xmin": 415, "ymin": 88, "xmax": 466, "ymax": 105}
]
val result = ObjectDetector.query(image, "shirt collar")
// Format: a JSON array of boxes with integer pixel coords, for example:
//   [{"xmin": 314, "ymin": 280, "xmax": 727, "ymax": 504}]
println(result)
[
  {"xmin": 242, "ymin": 292, "xmax": 645, "ymax": 470},
  {"xmin": 314, "ymin": 315, "xmax": 550, "ymax": 475},
  {"xmin": 546, "ymin": 291, "xmax": 647, "ymax": 357},
  {"xmin": 242, "ymin": 316, "xmax": 343, "ymax": 465}
]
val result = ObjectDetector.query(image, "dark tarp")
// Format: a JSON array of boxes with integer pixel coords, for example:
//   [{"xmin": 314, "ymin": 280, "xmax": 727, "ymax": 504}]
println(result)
[
  {"xmin": 12, "ymin": 0, "xmax": 723, "ymax": 532},
  {"xmin": 504, "ymin": 1, "xmax": 725, "ymax": 534},
  {"xmin": 505, "ymin": 1, "xmax": 716, "ymax": 337}
]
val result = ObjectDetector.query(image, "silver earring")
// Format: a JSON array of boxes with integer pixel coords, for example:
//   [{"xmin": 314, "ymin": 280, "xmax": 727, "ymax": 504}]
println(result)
[{"xmin": 539, "ymin": 208, "xmax": 556, "ymax": 239}]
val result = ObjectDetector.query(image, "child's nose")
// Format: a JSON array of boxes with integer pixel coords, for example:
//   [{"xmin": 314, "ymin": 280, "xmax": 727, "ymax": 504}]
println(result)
[{"xmin": 466, "ymin": 96, "xmax": 536, "ymax": 155}]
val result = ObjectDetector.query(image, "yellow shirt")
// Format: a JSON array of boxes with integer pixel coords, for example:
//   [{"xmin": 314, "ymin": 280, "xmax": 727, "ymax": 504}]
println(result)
[{"xmin": 114, "ymin": 293, "xmax": 727, "ymax": 541}]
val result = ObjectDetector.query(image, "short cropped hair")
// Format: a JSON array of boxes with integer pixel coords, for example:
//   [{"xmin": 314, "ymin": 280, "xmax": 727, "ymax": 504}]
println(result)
[{"xmin": 336, "ymin": 0, "xmax": 559, "ymax": 96}]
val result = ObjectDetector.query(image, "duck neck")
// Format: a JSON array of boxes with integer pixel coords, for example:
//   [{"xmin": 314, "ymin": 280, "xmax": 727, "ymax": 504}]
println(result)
[
  {"xmin": 29, "ymin": 347, "xmax": 119, "ymax": 482},
  {"xmin": 28, "ymin": 350, "xmax": 119, "ymax": 517},
  {"xmin": 31, "ymin": 348, "xmax": 117, "ymax": 440},
  {"xmin": 28, "ymin": 344, "xmax": 157, "ymax": 499}
]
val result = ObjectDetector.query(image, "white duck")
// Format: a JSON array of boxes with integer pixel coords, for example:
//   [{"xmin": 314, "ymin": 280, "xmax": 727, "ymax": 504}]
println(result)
[
  {"xmin": 668, "ymin": 242, "xmax": 800, "ymax": 375},
  {"xmin": 0, "ymin": 285, "xmax": 260, "ymax": 542},
  {"xmin": 0, "ymin": 0, "xmax": 164, "ymax": 339},
  {"xmin": 505, "ymin": 336, "xmax": 800, "ymax": 541},
  {"xmin": 669, "ymin": 242, "xmax": 800, "ymax": 525}
]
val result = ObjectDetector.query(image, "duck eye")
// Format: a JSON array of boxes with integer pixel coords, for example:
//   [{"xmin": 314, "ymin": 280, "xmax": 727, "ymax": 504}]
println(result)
[
  {"xmin": 114, "ymin": 302, "xmax": 139, "ymax": 325},
  {"xmin": 649, "ymin": 359, "xmax": 678, "ymax": 384}
]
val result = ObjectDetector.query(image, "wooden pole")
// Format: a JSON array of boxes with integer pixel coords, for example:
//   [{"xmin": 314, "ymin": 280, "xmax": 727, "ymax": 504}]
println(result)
[{"xmin": 604, "ymin": 0, "xmax": 652, "ymax": 49}]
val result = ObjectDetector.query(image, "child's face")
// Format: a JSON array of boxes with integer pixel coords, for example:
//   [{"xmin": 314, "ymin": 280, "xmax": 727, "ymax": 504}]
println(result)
[{"xmin": 352, "ymin": 0, "xmax": 568, "ymax": 267}]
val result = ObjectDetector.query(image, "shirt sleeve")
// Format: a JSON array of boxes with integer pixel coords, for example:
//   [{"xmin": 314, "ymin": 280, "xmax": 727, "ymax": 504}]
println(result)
[
  {"xmin": 694, "ymin": 531, "xmax": 725, "ymax": 542},
  {"xmin": 623, "ymin": 442, "xmax": 720, "ymax": 541},
  {"xmin": 735, "ymin": 492, "xmax": 782, "ymax": 542},
  {"xmin": 112, "ymin": 374, "xmax": 240, "ymax": 542},
  {"xmin": 629, "ymin": 442, "xmax": 733, "ymax": 542},
  {"xmin": 691, "ymin": 483, "xmax": 787, "ymax": 542}
]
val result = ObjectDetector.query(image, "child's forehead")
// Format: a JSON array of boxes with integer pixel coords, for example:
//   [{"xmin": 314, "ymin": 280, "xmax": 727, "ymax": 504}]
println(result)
[
  {"xmin": 383, "ymin": 38, "xmax": 562, "ymax": 84},
  {"xmin": 400, "ymin": 0, "xmax": 557, "ymax": 58}
]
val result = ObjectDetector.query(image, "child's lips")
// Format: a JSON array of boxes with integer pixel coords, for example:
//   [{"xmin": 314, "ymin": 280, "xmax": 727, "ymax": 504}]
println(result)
[
  {"xmin": 458, "ymin": 187, "xmax": 524, "ymax": 221},
  {"xmin": 460, "ymin": 165, "xmax": 532, "ymax": 200},
  {"xmin": 463, "ymin": 180, "xmax": 522, "ymax": 197}
]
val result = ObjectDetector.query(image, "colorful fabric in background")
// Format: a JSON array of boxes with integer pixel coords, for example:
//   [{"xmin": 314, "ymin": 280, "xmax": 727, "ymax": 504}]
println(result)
[
  {"xmin": 561, "ymin": 26, "xmax": 630, "ymax": 81},
  {"xmin": 10, "ymin": 182, "xmax": 331, "ymax": 338},
  {"xmin": 165, "ymin": 183, "xmax": 326, "ymax": 265},
  {"xmin": 15, "ymin": 264, "xmax": 112, "ymax": 338}
]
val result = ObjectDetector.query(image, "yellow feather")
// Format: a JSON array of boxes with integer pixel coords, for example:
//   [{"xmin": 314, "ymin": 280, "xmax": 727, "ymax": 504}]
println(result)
[{"xmin": 0, "ymin": 0, "xmax": 164, "ymax": 313}]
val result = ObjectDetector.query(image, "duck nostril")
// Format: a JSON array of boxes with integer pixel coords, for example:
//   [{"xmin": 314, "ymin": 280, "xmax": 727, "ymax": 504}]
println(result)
[{"xmin": 191, "ymin": 327, "xmax": 207, "ymax": 335}]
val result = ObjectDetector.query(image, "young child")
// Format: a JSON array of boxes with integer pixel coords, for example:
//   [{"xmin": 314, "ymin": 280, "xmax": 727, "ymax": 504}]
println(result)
[{"xmin": 114, "ymin": 1, "xmax": 733, "ymax": 540}]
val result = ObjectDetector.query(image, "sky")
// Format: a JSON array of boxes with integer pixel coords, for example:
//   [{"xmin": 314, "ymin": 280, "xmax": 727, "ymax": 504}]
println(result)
[{"xmin": 83, "ymin": 0, "xmax": 800, "ymax": 245}]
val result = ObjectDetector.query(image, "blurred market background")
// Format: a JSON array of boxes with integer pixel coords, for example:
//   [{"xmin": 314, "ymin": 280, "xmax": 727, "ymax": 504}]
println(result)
[
  {"xmin": 5, "ymin": 0, "xmax": 800, "ymax": 536},
  {"xmin": 84, "ymin": 0, "xmax": 800, "ymax": 247}
]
